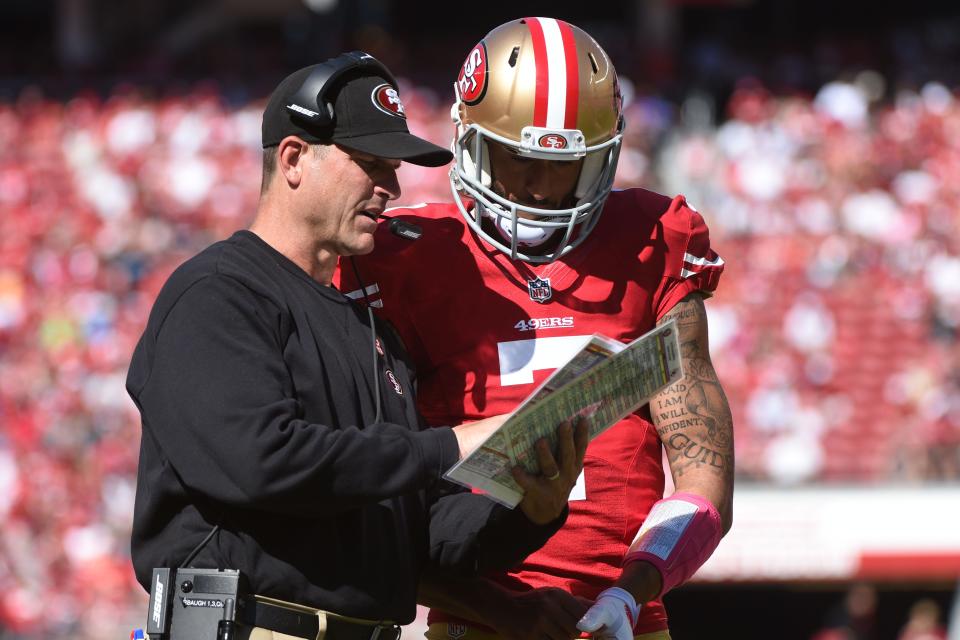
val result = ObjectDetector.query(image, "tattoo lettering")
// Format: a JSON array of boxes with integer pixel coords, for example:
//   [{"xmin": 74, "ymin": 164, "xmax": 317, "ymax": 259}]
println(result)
[
  {"xmin": 658, "ymin": 407, "xmax": 690, "ymax": 421},
  {"xmin": 666, "ymin": 433, "xmax": 729, "ymax": 470},
  {"xmin": 655, "ymin": 417, "xmax": 703, "ymax": 436},
  {"xmin": 654, "ymin": 295, "xmax": 735, "ymax": 479}
]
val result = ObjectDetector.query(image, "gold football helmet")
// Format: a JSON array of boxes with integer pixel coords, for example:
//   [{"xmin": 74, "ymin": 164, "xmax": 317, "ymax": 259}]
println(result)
[{"xmin": 450, "ymin": 17, "xmax": 624, "ymax": 263}]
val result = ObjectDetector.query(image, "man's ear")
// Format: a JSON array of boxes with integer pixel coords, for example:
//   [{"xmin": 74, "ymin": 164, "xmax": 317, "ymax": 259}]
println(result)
[{"xmin": 277, "ymin": 136, "xmax": 311, "ymax": 188}]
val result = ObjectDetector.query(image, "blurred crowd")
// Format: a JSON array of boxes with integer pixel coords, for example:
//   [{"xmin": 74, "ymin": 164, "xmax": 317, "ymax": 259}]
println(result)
[
  {"xmin": 812, "ymin": 583, "xmax": 950, "ymax": 640},
  {"xmin": 0, "ymin": 72, "xmax": 958, "ymax": 636},
  {"xmin": 660, "ymin": 75, "xmax": 960, "ymax": 485}
]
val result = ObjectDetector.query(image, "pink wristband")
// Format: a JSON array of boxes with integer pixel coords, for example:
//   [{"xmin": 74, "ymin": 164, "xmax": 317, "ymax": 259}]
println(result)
[{"xmin": 622, "ymin": 492, "xmax": 723, "ymax": 598}]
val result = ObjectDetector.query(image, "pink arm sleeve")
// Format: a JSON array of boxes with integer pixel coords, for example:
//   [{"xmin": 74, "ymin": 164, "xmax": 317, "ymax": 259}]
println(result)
[{"xmin": 623, "ymin": 492, "xmax": 723, "ymax": 598}]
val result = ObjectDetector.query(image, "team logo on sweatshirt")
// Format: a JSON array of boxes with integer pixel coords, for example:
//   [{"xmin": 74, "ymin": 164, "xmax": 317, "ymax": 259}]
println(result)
[{"xmin": 384, "ymin": 369, "xmax": 403, "ymax": 395}]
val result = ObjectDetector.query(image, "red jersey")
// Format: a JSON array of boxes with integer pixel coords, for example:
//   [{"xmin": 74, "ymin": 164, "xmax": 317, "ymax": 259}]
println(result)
[{"xmin": 338, "ymin": 189, "xmax": 723, "ymax": 634}]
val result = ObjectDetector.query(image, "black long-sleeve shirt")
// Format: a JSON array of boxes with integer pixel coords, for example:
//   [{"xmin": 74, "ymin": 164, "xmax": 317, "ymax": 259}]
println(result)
[{"xmin": 127, "ymin": 230, "xmax": 564, "ymax": 623}]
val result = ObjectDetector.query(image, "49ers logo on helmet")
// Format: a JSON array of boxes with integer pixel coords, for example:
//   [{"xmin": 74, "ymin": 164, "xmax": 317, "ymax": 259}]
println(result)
[
  {"xmin": 538, "ymin": 134, "xmax": 568, "ymax": 149},
  {"xmin": 457, "ymin": 42, "xmax": 488, "ymax": 105},
  {"xmin": 371, "ymin": 84, "xmax": 406, "ymax": 118}
]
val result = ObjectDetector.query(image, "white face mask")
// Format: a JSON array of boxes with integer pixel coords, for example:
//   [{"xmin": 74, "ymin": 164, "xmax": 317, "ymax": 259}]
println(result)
[{"xmin": 450, "ymin": 120, "xmax": 623, "ymax": 263}]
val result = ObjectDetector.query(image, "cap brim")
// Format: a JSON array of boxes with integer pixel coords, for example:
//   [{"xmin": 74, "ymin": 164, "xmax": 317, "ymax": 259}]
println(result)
[{"xmin": 335, "ymin": 131, "xmax": 453, "ymax": 167}]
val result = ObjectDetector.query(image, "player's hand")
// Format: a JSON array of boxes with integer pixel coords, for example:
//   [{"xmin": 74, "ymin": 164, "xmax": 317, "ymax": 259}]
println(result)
[
  {"xmin": 452, "ymin": 414, "xmax": 509, "ymax": 459},
  {"xmin": 489, "ymin": 587, "xmax": 592, "ymax": 640},
  {"xmin": 577, "ymin": 587, "xmax": 640, "ymax": 640},
  {"xmin": 513, "ymin": 417, "xmax": 589, "ymax": 525}
]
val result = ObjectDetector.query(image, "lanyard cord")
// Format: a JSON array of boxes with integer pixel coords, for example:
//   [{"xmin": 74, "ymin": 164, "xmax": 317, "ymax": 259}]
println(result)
[{"xmin": 348, "ymin": 256, "xmax": 382, "ymax": 425}]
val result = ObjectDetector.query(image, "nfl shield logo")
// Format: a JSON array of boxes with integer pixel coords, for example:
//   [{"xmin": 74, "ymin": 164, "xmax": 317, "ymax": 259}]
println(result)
[
  {"xmin": 527, "ymin": 277, "xmax": 552, "ymax": 303},
  {"xmin": 447, "ymin": 623, "xmax": 467, "ymax": 639}
]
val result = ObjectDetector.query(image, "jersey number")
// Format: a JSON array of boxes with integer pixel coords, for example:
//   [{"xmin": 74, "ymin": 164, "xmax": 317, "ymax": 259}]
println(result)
[
  {"xmin": 497, "ymin": 336, "xmax": 589, "ymax": 500},
  {"xmin": 497, "ymin": 335, "xmax": 591, "ymax": 386}
]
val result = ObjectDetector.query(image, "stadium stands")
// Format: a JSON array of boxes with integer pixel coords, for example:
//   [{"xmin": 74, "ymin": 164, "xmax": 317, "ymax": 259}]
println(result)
[{"xmin": 0, "ymin": 76, "xmax": 957, "ymax": 634}]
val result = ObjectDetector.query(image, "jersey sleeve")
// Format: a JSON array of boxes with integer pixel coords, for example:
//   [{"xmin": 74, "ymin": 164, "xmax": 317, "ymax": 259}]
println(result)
[{"xmin": 653, "ymin": 198, "xmax": 725, "ymax": 321}]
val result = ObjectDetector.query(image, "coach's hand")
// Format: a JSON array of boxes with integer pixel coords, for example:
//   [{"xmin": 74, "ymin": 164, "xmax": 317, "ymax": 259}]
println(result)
[
  {"xmin": 490, "ymin": 586, "xmax": 592, "ymax": 640},
  {"xmin": 513, "ymin": 417, "xmax": 589, "ymax": 525}
]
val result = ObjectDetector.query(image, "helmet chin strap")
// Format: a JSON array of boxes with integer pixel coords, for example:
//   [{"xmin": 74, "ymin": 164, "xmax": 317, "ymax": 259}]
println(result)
[{"xmin": 487, "ymin": 206, "xmax": 556, "ymax": 247}]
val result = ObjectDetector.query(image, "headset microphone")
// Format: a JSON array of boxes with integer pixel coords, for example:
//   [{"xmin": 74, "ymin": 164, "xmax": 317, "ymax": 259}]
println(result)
[{"xmin": 382, "ymin": 215, "xmax": 422, "ymax": 241}]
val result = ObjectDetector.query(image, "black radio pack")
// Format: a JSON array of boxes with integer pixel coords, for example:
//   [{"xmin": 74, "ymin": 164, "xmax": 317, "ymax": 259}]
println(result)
[{"xmin": 147, "ymin": 567, "xmax": 248, "ymax": 639}]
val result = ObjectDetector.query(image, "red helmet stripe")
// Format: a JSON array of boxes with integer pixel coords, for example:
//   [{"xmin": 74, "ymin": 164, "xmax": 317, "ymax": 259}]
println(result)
[
  {"xmin": 525, "ymin": 17, "xmax": 550, "ymax": 127},
  {"xmin": 558, "ymin": 20, "xmax": 580, "ymax": 130}
]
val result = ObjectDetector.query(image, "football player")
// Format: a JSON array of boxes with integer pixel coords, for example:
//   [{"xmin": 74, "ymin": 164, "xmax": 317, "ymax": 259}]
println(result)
[{"xmin": 339, "ymin": 18, "xmax": 734, "ymax": 640}]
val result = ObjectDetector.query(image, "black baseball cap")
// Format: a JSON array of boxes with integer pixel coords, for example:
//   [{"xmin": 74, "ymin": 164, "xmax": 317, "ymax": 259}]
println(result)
[{"xmin": 261, "ymin": 61, "xmax": 452, "ymax": 167}]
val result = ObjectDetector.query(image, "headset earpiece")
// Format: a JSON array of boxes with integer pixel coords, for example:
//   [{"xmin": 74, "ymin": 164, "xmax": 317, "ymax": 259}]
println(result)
[{"xmin": 285, "ymin": 51, "xmax": 398, "ymax": 129}]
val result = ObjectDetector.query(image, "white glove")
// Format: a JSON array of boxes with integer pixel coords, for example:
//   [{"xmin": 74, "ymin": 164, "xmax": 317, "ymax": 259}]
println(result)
[{"xmin": 576, "ymin": 587, "xmax": 640, "ymax": 640}]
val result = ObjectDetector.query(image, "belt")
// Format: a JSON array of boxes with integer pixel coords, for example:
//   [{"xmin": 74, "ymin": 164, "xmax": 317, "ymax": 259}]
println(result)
[{"xmin": 244, "ymin": 595, "xmax": 402, "ymax": 640}]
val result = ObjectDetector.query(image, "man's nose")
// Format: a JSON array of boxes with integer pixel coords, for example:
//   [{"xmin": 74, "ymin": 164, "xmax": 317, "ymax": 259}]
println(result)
[{"xmin": 374, "ymin": 168, "xmax": 401, "ymax": 201}]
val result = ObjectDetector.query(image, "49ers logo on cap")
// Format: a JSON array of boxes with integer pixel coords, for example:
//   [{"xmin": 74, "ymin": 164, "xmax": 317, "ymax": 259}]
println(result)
[
  {"xmin": 457, "ymin": 42, "xmax": 488, "ymax": 105},
  {"xmin": 538, "ymin": 134, "xmax": 568, "ymax": 149},
  {"xmin": 371, "ymin": 84, "xmax": 406, "ymax": 118}
]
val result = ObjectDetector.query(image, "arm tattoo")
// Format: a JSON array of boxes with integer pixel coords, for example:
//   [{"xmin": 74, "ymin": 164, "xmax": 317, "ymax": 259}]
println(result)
[{"xmin": 653, "ymin": 295, "xmax": 734, "ymax": 480}]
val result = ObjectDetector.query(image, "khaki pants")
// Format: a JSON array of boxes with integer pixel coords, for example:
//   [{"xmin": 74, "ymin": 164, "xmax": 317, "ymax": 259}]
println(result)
[
  {"xmin": 425, "ymin": 623, "xmax": 672, "ymax": 640},
  {"xmin": 238, "ymin": 594, "xmax": 396, "ymax": 640},
  {"xmin": 240, "ymin": 630, "xmax": 307, "ymax": 640}
]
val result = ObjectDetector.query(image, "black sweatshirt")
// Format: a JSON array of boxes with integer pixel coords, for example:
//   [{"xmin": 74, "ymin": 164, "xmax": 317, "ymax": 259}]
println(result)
[{"xmin": 127, "ymin": 230, "xmax": 564, "ymax": 623}]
